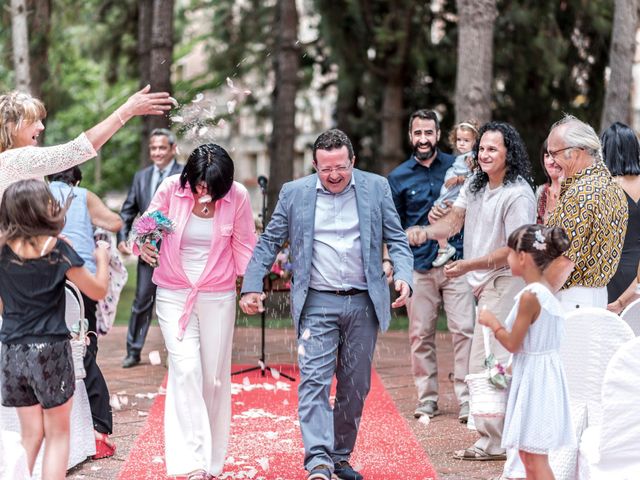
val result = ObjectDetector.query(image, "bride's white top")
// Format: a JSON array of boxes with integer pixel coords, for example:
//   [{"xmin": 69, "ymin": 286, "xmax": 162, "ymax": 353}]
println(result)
[{"xmin": 180, "ymin": 213, "xmax": 215, "ymax": 284}]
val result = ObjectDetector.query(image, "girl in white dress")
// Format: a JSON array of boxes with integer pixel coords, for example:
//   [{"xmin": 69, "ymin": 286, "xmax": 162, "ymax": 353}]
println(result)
[{"xmin": 478, "ymin": 224, "xmax": 575, "ymax": 480}]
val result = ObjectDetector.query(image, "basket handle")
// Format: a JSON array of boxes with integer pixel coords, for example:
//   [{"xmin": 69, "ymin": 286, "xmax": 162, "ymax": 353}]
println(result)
[
  {"xmin": 481, "ymin": 322, "xmax": 513, "ymax": 368},
  {"xmin": 65, "ymin": 280, "xmax": 87, "ymax": 338},
  {"xmin": 482, "ymin": 325, "xmax": 492, "ymax": 358}
]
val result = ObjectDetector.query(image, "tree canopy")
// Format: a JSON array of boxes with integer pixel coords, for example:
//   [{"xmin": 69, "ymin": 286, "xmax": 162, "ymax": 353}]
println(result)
[{"xmin": 0, "ymin": 0, "xmax": 628, "ymax": 191}]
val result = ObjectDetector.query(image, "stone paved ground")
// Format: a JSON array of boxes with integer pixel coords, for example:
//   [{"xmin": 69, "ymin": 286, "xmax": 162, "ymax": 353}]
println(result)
[{"xmin": 67, "ymin": 326, "xmax": 504, "ymax": 479}]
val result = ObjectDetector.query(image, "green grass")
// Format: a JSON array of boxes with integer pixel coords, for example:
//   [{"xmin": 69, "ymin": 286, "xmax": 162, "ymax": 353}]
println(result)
[
  {"xmin": 115, "ymin": 262, "xmax": 139, "ymax": 326},
  {"xmin": 115, "ymin": 264, "xmax": 449, "ymax": 331}
]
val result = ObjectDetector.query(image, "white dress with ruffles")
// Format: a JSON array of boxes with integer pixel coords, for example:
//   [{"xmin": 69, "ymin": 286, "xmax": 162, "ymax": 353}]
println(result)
[{"xmin": 502, "ymin": 282, "xmax": 576, "ymax": 454}]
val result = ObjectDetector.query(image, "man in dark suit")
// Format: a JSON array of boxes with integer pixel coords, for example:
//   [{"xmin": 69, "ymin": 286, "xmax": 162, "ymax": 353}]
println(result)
[{"xmin": 118, "ymin": 128, "xmax": 182, "ymax": 368}]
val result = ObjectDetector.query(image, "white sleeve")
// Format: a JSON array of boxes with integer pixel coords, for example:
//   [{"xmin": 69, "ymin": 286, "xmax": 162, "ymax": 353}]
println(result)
[
  {"xmin": 0, "ymin": 133, "xmax": 97, "ymax": 179},
  {"xmin": 453, "ymin": 180, "xmax": 469, "ymax": 210}
]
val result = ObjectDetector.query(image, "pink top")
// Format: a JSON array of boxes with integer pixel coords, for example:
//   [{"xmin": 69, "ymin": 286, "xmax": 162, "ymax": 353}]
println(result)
[{"xmin": 141, "ymin": 175, "xmax": 256, "ymax": 339}]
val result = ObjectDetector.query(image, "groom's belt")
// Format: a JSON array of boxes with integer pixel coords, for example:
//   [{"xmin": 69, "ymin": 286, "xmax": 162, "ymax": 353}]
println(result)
[{"xmin": 309, "ymin": 287, "xmax": 368, "ymax": 296}]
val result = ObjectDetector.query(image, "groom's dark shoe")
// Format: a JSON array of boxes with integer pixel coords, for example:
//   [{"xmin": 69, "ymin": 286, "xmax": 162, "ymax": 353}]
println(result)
[
  {"xmin": 334, "ymin": 461, "xmax": 363, "ymax": 480},
  {"xmin": 122, "ymin": 354, "xmax": 140, "ymax": 368},
  {"xmin": 307, "ymin": 464, "xmax": 338, "ymax": 480}
]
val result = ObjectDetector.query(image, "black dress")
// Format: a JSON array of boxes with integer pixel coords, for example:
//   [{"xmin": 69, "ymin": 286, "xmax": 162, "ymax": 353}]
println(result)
[{"xmin": 608, "ymin": 191, "xmax": 640, "ymax": 302}]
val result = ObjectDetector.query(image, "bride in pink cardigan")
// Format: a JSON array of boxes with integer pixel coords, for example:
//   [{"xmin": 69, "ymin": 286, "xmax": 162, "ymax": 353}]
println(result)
[{"xmin": 138, "ymin": 143, "xmax": 256, "ymax": 480}]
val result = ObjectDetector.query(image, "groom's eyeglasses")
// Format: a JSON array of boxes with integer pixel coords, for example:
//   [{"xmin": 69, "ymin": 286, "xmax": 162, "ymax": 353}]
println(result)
[{"xmin": 316, "ymin": 162, "xmax": 352, "ymax": 175}]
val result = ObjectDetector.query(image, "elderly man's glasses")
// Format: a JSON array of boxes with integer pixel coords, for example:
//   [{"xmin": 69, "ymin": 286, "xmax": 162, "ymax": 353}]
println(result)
[{"xmin": 546, "ymin": 146, "xmax": 583, "ymax": 160}]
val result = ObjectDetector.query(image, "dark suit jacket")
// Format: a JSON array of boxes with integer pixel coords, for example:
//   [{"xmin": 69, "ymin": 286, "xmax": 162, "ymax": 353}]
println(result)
[{"xmin": 117, "ymin": 160, "xmax": 183, "ymax": 244}]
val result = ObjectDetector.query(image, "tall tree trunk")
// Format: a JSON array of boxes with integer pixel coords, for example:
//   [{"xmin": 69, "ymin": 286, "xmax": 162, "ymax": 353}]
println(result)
[
  {"xmin": 11, "ymin": 0, "xmax": 31, "ymax": 93},
  {"xmin": 454, "ymin": 0, "xmax": 497, "ymax": 125},
  {"xmin": 267, "ymin": 0, "xmax": 299, "ymax": 219},
  {"xmin": 26, "ymin": 0, "xmax": 51, "ymax": 145},
  {"xmin": 148, "ymin": 0, "xmax": 174, "ymax": 136},
  {"xmin": 379, "ymin": 77, "xmax": 404, "ymax": 175},
  {"xmin": 27, "ymin": 0, "xmax": 51, "ymax": 101},
  {"xmin": 138, "ymin": 0, "xmax": 153, "ymax": 166},
  {"xmin": 600, "ymin": 0, "xmax": 638, "ymax": 131}
]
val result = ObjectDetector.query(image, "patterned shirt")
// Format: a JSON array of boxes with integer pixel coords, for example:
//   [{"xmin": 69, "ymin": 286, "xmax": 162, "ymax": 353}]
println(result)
[{"xmin": 546, "ymin": 161, "xmax": 627, "ymax": 289}]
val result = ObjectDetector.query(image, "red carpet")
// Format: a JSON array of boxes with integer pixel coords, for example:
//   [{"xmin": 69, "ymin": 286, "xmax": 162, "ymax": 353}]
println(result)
[{"xmin": 118, "ymin": 365, "xmax": 437, "ymax": 480}]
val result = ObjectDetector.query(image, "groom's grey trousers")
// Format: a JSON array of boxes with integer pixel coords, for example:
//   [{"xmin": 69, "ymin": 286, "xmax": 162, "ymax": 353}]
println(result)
[{"xmin": 298, "ymin": 289, "xmax": 378, "ymax": 471}]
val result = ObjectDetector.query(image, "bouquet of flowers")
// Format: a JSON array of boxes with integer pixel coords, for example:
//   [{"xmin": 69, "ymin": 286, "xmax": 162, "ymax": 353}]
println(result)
[
  {"xmin": 129, "ymin": 211, "xmax": 176, "ymax": 265},
  {"xmin": 484, "ymin": 353, "xmax": 509, "ymax": 390}
]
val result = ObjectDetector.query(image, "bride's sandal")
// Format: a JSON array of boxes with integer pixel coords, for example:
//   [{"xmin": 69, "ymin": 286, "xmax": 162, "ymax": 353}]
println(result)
[
  {"xmin": 93, "ymin": 431, "xmax": 116, "ymax": 459},
  {"xmin": 186, "ymin": 470, "xmax": 209, "ymax": 480}
]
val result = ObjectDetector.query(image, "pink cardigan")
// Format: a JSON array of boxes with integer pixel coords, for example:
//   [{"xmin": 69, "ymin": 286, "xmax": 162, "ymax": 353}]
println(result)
[{"xmin": 142, "ymin": 175, "xmax": 257, "ymax": 339}]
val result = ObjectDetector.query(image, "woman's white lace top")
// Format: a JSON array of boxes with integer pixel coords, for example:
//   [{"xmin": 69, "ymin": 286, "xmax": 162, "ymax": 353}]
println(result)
[{"xmin": 0, "ymin": 133, "xmax": 96, "ymax": 201}]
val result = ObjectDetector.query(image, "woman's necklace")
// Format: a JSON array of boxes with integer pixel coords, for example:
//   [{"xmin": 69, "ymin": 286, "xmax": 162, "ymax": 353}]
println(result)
[{"xmin": 198, "ymin": 194, "xmax": 213, "ymax": 215}]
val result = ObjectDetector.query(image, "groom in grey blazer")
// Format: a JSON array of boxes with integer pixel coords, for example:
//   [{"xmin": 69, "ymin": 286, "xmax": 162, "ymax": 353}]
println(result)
[{"xmin": 240, "ymin": 129, "xmax": 413, "ymax": 480}]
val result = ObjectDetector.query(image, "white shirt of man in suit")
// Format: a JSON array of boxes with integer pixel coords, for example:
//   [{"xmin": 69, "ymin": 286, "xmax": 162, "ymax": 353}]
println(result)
[{"xmin": 118, "ymin": 134, "xmax": 177, "ymax": 255}]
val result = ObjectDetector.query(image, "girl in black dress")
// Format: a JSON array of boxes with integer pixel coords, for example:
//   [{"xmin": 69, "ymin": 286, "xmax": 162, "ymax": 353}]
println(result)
[{"xmin": 0, "ymin": 180, "xmax": 109, "ymax": 480}]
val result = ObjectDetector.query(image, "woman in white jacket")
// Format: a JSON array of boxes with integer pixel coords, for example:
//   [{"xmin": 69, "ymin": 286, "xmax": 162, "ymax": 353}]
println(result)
[{"xmin": 0, "ymin": 85, "xmax": 173, "ymax": 202}]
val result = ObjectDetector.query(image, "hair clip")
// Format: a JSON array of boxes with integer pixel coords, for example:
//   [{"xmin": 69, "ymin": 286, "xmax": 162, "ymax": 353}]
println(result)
[{"xmin": 532, "ymin": 229, "xmax": 547, "ymax": 251}]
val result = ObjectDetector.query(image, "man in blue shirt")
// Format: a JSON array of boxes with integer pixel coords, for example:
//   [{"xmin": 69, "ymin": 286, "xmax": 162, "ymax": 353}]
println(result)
[{"xmin": 388, "ymin": 109, "xmax": 474, "ymax": 422}]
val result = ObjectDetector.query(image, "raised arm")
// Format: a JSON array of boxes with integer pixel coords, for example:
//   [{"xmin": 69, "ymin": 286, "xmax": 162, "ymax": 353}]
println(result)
[
  {"xmin": 478, "ymin": 291, "xmax": 540, "ymax": 353},
  {"xmin": 1, "ymin": 86, "xmax": 173, "ymax": 183},
  {"xmin": 84, "ymin": 85, "xmax": 173, "ymax": 151},
  {"xmin": 87, "ymin": 191, "xmax": 123, "ymax": 232},
  {"xmin": 66, "ymin": 243, "xmax": 110, "ymax": 300}
]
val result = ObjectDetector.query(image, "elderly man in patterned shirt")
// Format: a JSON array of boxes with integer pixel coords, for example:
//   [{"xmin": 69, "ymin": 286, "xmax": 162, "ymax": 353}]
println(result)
[{"xmin": 544, "ymin": 115, "xmax": 628, "ymax": 310}]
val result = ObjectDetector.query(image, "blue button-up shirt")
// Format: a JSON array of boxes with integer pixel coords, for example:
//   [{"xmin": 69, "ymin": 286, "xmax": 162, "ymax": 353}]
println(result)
[
  {"xmin": 309, "ymin": 176, "xmax": 368, "ymax": 291},
  {"xmin": 388, "ymin": 152, "xmax": 464, "ymax": 272}
]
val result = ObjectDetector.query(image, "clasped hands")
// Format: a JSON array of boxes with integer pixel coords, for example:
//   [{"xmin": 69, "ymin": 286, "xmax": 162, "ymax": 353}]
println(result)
[{"xmin": 240, "ymin": 292, "xmax": 267, "ymax": 315}]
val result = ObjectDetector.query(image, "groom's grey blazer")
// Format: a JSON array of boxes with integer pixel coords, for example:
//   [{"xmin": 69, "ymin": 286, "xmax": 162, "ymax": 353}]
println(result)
[{"xmin": 241, "ymin": 168, "xmax": 413, "ymax": 332}]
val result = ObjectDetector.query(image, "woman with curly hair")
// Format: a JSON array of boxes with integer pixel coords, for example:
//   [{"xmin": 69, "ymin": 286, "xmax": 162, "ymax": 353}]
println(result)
[{"xmin": 414, "ymin": 122, "xmax": 536, "ymax": 466}]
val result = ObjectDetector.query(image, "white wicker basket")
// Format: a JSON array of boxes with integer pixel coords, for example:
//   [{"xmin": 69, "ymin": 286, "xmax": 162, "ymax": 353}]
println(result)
[
  {"xmin": 466, "ymin": 326, "xmax": 511, "ymax": 418},
  {"xmin": 65, "ymin": 282, "xmax": 87, "ymax": 380},
  {"xmin": 466, "ymin": 371, "xmax": 509, "ymax": 417}
]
